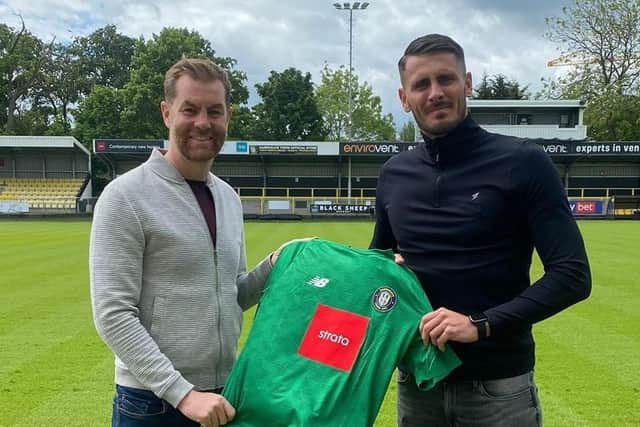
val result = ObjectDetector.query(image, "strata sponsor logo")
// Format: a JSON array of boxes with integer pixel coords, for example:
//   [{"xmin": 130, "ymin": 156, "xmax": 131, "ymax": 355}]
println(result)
[
  {"xmin": 318, "ymin": 330, "xmax": 350, "ymax": 346},
  {"xmin": 307, "ymin": 276, "xmax": 330, "ymax": 288},
  {"xmin": 298, "ymin": 304, "xmax": 370, "ymax": 371},
  {"xmin": 372, "ymin": 287, "xmax": 397, "ymax": 312}
]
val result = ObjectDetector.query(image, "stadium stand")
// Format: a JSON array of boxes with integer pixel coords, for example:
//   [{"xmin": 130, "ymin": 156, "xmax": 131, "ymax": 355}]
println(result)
[
  {"xmin": 3, "ymin": 101, "xmax": 640, "ymax": 219},
  {"xmin": 0, "ymin": 136, "xmax": 91, "ymax": 214},
  {"xmin": 86, "ymin": 136, "xmax": 640, "ymax": 220}
]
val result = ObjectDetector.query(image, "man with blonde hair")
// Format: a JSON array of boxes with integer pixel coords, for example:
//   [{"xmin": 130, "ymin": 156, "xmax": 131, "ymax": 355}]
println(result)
[{"xmin": 91, "ymin": 58, "xmax": 279, "ymax": 427}]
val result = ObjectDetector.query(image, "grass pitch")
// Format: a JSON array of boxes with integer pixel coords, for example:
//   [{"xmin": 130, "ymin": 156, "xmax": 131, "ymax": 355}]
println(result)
[{"xmin": 0, "ymin": 219, "xmax": 638, "ymax": 426}]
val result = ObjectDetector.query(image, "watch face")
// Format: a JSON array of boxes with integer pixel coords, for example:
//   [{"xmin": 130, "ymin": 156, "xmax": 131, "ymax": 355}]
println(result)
[{"xmin": 470, "ymin": 313, "xmax": 488, "ymax": 323}]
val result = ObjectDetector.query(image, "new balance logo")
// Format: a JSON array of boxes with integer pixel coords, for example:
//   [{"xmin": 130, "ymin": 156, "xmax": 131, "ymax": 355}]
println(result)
[
  {"xmin": 307, "ymin": 276, "xmax": 330, "ymax": 288},
  {"xmin": 471, "ymin": 192, "xmax": 480, "ymax": 201}
]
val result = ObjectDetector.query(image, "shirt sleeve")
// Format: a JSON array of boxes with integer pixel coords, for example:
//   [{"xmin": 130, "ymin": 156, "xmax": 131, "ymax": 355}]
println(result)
[
  {"xmin": 236, "ymin": 222, "xmax": 273, "ymax": 310},
  {"xmin": 485, "ymin": 142, "xmax": 591, "ymax": 336},
  {"xmin": 400, "ymin": 334, "xmax": 461, "ymax": 391}
]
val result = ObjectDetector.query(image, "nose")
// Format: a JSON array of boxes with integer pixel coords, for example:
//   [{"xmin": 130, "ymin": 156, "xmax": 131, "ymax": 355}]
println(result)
[
  {"xmin": 194, "ymin": 110, "xmax": 210, "ymax": 129},
  {"xmin": 428, "ymin": 83, "xmax": 445, "ymax": 102}
]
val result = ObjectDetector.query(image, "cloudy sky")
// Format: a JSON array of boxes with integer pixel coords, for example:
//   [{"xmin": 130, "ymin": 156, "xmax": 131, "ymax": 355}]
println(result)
[{"xmin": 1, "ymin": 0, "xmax": 573, "ymax": 130}]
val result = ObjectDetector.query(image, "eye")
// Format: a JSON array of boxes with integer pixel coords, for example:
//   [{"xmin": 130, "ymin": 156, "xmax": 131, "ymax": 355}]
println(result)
[
  {"xmin": 413, "ymin": 79, "xmax": 430, "ymax": 90},
  {"xmin": 438, "ymin": 75, "xmax": 455, "ymax": 85}
]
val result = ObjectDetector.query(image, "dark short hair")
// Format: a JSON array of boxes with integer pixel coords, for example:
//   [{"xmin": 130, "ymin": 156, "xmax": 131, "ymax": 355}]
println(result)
[
  {"xmin": 398, "ymin": 34, "xmax": 466, "ymax": 79},
  {"xmin": 164, "ymin": 58, "xmax": 232, "ymax": 107}
]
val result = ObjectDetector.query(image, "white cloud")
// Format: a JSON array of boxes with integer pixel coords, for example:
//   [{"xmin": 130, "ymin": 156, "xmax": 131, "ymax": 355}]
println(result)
[{"xmin": 1, "ymin": 0, "xmax": 575, "ymax": 130}]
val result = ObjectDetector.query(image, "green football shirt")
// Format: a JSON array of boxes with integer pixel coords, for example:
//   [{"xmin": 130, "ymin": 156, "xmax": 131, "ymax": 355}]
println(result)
[{"xmin": 224, "ymin": 239, "xmax": 460, "ymax": 427}]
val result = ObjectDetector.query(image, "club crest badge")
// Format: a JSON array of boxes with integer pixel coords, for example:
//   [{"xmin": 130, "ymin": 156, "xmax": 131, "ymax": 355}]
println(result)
[{"xmin": 372, "ymin": 287, "xmax": 397, "ymax": 312}]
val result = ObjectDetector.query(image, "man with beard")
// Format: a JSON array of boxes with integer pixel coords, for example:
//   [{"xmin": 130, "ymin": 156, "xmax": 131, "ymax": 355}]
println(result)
[
  {"xmin": 90, "ymin": 58, "xmax": 277, "ymax": 427},
  {"xmin": 370, "ymin": 34, "xmax": 591, "ymax": 426}
]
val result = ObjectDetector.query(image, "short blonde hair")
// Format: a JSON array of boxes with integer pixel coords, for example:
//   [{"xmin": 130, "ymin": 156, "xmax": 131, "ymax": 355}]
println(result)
[{"xmin": 164, "ymin": 57, "xmax": 232, "ymax": 106}]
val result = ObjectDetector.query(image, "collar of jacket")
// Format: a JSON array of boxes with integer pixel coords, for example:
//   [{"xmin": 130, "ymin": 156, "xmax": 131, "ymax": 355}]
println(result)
[
  {"xmin": 147, "ymin": 148, "xmax": 214, "ymax": 186},
  {"xmin": 420, "ymin": 115, "xmax": 485, "ymax": 167}
]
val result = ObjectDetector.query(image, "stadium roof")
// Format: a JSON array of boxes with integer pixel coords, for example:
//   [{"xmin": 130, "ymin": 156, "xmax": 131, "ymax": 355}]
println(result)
[
  {"xmin": 468, "ymin": 99, "xmax": 585, "ymax": 108},
  {"xmin": 0, "ymin": 136, "xmax": 90, "ymax": 156}
]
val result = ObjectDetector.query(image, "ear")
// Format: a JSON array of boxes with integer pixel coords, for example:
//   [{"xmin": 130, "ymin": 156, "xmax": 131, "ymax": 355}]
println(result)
[
  {"xmin": 160, "ymin": 100, "xmax": 171, "ymax": 129},
  {"xmin": 398, "ymin": 87, "xmax": 411, "ymax": 113},
  {"xmin": 464, "ymin": 72, "xmax": 473, "ymax": 98}
]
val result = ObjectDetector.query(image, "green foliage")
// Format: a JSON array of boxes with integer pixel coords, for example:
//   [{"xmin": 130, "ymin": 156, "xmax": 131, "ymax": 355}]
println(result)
[
  {"xmin": 78, "ymin": 26, "xmax": 134, "ymax": 87},
  {"xmin": 73, "ymin": 86, "xmax": 126, "ymax": 148},
  {"xmin": 68, "ymin": 25, "xmax": 136, "ymax": 93},
  {"xmin": 316, "ymin": 65, "xmax": 395, "ymax": 141},
  {"xmin": 120, "ymin": 27, "xmax": 249, "ymax": 140},
  {"xmin": 0, "ymin": 20, "xmax": 49, "ymax": 134},
  {"xmin": 252, "ymin": 68, "xmax": 326, "ymax": 141},
  {"xmin": 0, "ymin": 219, "xmax": 639, "ymax": 426},
  {"xmin": 0, "ymin": 21, "xmax": 249, "ymax": 140},
  {"xmin": 227, "ymin": 104, "xmax": 256, "ymax": 140},
  {"xmin": 544, "ymin": 0, "xmax": 640, "ymax": 140},
  {"xmin": 473, "ymin": 72, "xmax": 530, "ymax": 99},
  {"xmin": 399, "ymin": 121, "xmax": 417, "ymax": 142},
  {"xmin": 546, "ymin": 0, "xmax": 640, "ymax": 97},
  {"xmin": 583, "ymin": 89, "xmax": 640, "ymax": 140}
]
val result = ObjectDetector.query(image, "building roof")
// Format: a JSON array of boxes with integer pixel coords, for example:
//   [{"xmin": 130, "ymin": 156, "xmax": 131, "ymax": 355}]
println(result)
[
  {"xmin": 468, "ymin": 99, "xmax": 585, "ymax": 109},
  {"xmin": 0, "ymin": 136, "xmax": 91, "ymax": 156}
]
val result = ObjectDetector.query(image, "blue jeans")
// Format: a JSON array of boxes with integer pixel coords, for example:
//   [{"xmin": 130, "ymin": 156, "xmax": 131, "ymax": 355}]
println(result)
[
  {"xmin": 397, "ymin": 370, "xmax": 542, "ymax": 427},
  {"xmin": 112, "ymin": 385, "xmax": 199, "ymax": 427}
]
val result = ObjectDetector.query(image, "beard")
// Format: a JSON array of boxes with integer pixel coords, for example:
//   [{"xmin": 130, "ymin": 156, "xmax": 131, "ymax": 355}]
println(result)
[
  {"xmin": 172, "ymin": 127, "xmax": 226, "ymax": 162},
  {"xmin": 414, "ymin": 102, "xmax": 467, "ymax": 138}
]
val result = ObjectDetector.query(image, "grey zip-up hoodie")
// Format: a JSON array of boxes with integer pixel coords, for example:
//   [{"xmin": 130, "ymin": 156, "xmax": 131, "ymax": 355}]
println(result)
[{"xmin": 90, "ymin": 149, "xmax": 272, "ymax": 408}]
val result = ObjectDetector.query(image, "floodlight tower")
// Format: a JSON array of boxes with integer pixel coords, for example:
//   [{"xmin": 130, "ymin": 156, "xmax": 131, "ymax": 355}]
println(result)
[{"xmin": 333, "ymin": 2, "xmax": 370, "ymax": 142}]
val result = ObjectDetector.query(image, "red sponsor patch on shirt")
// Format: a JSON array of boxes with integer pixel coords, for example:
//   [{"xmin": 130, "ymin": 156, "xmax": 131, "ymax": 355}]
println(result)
[{"xmin": 298, "ymin": 304, "xmax": 369, "ymax": 372}]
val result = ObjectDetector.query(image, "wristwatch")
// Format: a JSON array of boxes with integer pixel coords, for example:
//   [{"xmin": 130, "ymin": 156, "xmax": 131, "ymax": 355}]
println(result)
[{"xmin": 469, "ymin": 312, "xmax": 490, "ymax": 339}]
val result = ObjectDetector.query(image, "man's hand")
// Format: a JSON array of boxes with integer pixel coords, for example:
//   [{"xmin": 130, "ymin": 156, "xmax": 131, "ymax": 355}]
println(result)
[
  {"xmin": 393, "ymin": 253, "xmax": 405, "ymax": 265},
  {"xmin": 177, "ymin": 390, "xmax": 236, "ymax": 427},
  {"xmin": 419, "ymin": 307, "xmax": 479, "ymax": 351},
  {"xmin": 270, "ymin": 237, "xmax": 317, "ymax": 265}
]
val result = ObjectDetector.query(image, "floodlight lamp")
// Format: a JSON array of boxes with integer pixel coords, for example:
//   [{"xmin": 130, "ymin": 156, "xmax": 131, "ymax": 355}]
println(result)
[
  {"xmin": 361, "ymin": 2, "xmax": 370, "ymax": 9},
  {"xmin": 343, "ymin": 2, "xmax": 351, "ymax": 9},
  {"xmin": 353, "ymin": 2, "xmax": 361, "ymax": 8},
  {"xmin": 333, "ymin": 3, "xmax": 342, "ymax": 9}
]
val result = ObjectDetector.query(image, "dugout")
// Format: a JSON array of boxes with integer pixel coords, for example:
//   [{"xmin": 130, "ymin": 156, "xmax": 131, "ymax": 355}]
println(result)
[{"xmin": 0, "ymin": 136, "xmax": 92, "ymax": 214}]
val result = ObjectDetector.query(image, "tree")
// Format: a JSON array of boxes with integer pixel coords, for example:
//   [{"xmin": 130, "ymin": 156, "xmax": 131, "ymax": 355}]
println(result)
[
  {"xmin": 583, "ymin": 89, "xmax": 640, "ymax": 140},
  {"xmin": 316, "ymin": 65, "xmax": 395, "ymax": 141},
  {"xmin": 252, "ymin": 68, "xmax": 325, "ymax": 141},
  {"xmin": 545, "ymin": 0, "xmax": 640, "ymax": 139},
  {"xmin": 74, "ymin": 86, "xmax": 126, "ymax": 148},
  {"xmin": 546, "ymin": 0, "xmax": 640, "ymax": 98},
  {"xmin": 0, "ymin": 18, "xmax": 50, "ymax": 134},
  {"xmin": 399, "ymin": 121, "xmax": 417, "ymax": 142},
  {"xmin": 69, "ymin": 25, "xmax": 136, "ymax": 93},
  {"xmin": 36, "ymin": 42, "xmax": 83, "ymax": 133},
  {"xmin": 120, "ymin": 27, "xmax": 248, "ymax": 139},
  {"xmin": 473, "ymin": 72, "xmax": 529, "ymax": 99}
]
